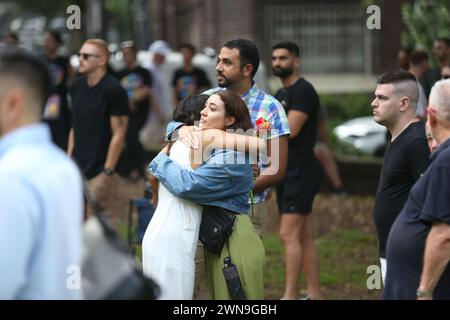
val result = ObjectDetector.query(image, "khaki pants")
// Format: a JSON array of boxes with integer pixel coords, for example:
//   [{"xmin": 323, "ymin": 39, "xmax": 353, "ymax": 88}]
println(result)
[
  {"xmin": 193, "ymin": 241, "xmax": 209, "ymax": 299},
  {"xmin": 247, "ymin": 202, "xmax": 268, "ymax": 237}
]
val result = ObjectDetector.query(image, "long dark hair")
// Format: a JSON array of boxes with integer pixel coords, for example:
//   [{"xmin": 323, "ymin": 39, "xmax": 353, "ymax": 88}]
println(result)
[
  {"xmin": 149, "ymin": 94, "xmax": 209, "ymax": 207},
  {"xmin": 214, "ymin": 91, "xmax": 252, "ymax": 131},
  {"xmin": 172, "ymin": 94, "xmax": 208, "ymax": 125}
]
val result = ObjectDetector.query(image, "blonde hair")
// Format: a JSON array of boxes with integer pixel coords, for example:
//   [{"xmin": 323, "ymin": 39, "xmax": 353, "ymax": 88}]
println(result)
[{"xmin": 84, "ymin": 38, "xmax": 110, "ymax": 62}]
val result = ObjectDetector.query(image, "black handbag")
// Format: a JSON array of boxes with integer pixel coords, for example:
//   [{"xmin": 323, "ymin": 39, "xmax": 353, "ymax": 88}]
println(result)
[{"xmin": 199, "ymin": 205, "xmax": 237, "ymax": 255}]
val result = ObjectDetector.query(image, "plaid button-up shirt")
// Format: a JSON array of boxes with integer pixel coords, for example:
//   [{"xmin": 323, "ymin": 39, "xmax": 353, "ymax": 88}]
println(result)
[{"xmin": 204, "ymin": 83, "xmax": 290, "ymax": 203}]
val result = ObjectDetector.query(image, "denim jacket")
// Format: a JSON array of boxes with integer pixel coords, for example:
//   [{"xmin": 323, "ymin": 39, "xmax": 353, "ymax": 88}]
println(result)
[
  {"xmin": 165, "ymin": 121, "xmax": 185, "ymax": 141},
  {"xmin": 148, "ymin": 148, "xmax": 253, "ymax": 214}
]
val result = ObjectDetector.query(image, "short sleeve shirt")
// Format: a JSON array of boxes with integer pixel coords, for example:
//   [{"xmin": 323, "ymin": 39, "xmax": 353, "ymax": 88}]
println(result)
[
  {"xmin": 384, "ymin": 138, "xmax": 450, "ymax": 300},
  {"xmin": 275, "ymin": 77, "xmax": 320, "ymax": 165},
  {"xmin": 70, "ymin": 73, "xmax": 129, "ymax": 178},
  {"xmin": 203, "ymin": 84, "xmax": 290, "ymax": 203}
]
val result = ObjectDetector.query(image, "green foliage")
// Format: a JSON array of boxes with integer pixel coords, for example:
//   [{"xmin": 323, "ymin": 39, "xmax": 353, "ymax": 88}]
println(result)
[
  {"xmin": 401, "ymin": 0, "xmax": 450, "ymax": 58},
  {"xmin": 320, "ymin": 92, "xmax": 373, "ymax": 123},
  {"xmin": 104, "ymin": 0, "xmax": 133, "ymax": 41}
]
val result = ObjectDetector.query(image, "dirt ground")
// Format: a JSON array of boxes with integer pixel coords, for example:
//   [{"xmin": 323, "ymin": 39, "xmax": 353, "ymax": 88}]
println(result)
[{"xmin": 265, "ymin": 191, "xmax": 376, "ymax": 237}]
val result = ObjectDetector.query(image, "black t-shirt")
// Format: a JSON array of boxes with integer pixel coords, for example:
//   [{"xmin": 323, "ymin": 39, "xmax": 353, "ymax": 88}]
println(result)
[
  {"xmin": 172, "ymin": 67, "xmax": 211, "ymax": 101},
  {"xmin": 41, "ymin": 55, "xmax": 71, "ymax": 150},
  {"xmin": 420, "ymin": 67, "xmax": 440, "ymax": 98},
  {"xmin": 384, "ymin": 138, "xmax": 450, "ymax": 300},
  {"xmin": 373, "ymin": 121, "xmax": 430, "ymax": 258},
  {"xmin": 70, "ymin": 73, "xmax": 129, "ymax": 178},
  {"xmin": 116, "ymin": 66, "xmax": 152, "ymax": 122},
  {"xmin": 275, "ymin": 78, "xmax": 320, "ymax": 167}
]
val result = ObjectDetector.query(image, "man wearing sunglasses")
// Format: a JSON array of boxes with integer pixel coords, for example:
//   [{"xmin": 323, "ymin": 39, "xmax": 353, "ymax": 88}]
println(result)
[
  {"xmin": 384, "ymin": 79, "xmax": 450, "ymax": 300},
  {"xmin": 68, "ymin": 39, "xmax": 129, "ymax": 229}
]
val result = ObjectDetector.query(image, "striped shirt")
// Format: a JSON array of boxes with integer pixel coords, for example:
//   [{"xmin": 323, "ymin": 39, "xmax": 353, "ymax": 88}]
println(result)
[{"xmin": 204, "ymin": 83, "xmax": 290, "ymax": 203}]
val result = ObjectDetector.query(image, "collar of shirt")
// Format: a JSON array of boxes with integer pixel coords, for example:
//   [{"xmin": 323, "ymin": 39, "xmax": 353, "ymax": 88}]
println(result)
[
  {"xmin": 241, "ymin": 81, "xmax": 258, "ymax": 101},
  {"xmin": 0, "ymin": 123, "xmax": 51, "ymax": 159},
  {"xmin": 430, "ymin": 137, "xmax": 450, "ymax": 162}
]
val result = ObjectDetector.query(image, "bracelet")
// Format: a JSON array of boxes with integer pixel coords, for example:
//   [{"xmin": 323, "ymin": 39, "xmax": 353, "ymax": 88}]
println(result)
[
  {"xmin": 103, "ymin": 168, "xmax": 114, "ymax": 176},
  {"xmin": 416, "ymin": 289, "xmax": 433, "ymax": 298}
]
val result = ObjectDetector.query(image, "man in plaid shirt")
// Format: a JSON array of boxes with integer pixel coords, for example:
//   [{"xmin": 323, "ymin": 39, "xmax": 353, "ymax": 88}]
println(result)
[{"xmin": 179, "ymin": 38, "xmax": 290, "ymax": 235}]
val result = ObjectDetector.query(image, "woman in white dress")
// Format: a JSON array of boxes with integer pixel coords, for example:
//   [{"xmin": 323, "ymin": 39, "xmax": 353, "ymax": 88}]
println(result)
[
  {"xmin": 142, "ymin": 93, "xmax": 263, "ymax": 299},
  {"xmin": 142, "ymin": 95, "xmax": 206, "ymax": 299}
]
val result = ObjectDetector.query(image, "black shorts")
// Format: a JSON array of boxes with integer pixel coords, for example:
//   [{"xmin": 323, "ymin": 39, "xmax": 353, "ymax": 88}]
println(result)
[{"xmin": 276, "ymin": 157, "xmax": 323, "ymax": 215}]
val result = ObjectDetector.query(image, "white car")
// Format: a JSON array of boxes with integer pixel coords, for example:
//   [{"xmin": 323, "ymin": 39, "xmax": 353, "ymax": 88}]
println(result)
[{"xmin": 333, "ymin": 116, "xmax": 387, "ymax": 156}]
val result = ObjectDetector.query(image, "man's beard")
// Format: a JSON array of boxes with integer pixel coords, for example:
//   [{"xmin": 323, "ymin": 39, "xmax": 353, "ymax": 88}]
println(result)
[
  {"xmin": 217, "ymin": 73, "xmax": 233, "ymax": 88},
  {"xmin": 272, "ymin": 67, "xmax": 293, "ymax": 79}
]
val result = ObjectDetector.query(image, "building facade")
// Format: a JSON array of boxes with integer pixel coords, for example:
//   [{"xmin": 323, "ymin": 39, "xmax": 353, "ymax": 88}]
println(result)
[{"xmin": 148, "ymin": 0, "xmax": 407, "ymax": 78}]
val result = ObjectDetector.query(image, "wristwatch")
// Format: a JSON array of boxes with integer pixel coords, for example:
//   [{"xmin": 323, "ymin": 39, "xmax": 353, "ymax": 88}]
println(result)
[
  {"xmin": 416, "ymin": 289, "xmax": 433, "ymax": 298},
  {"xmin": 103, "ymin": 168, "xmax": 114, "ymax": 176}
]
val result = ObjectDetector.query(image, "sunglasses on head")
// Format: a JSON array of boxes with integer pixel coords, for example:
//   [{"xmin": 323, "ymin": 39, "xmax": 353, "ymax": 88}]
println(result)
[{"xmin": 77, "ymin": 52, "xmax": 101, "ymax": 60}]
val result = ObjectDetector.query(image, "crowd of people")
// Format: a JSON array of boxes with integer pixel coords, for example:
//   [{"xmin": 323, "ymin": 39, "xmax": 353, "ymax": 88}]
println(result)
[{"xmin": 1, "ymin": 29, "xmax": 450, "ymax": 300}]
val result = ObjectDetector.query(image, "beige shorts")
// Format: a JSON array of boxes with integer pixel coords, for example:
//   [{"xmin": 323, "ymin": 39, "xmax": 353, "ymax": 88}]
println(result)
[
  {"xmin": 85, "ymin": 172, "xmax": 120, "ymax": 218},
  {"xmin": 247, "ymin": 202, "xmax": 268, "ymax": 237}
]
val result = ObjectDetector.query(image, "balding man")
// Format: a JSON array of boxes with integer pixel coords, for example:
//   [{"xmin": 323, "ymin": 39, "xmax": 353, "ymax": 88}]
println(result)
[
  {"xmin": 68, "ymin": 39, "xmax": 129, "ymax": 226},
  {"xmin": 0, "ymin": 46, "xmax": 83, "ymax": 299},
  {"xmin": 371, "ymin": 70, "xmax": 430, "ymax": 284},
  {"xmin": 384, "ymin": 79, "xmax": 450, "ymax": 299}
]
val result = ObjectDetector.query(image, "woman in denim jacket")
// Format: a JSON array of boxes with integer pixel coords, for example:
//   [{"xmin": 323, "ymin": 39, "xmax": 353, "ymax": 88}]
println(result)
[{"xmin": 148, "ymin": 91, "xmax": 265, "ymax": 299}]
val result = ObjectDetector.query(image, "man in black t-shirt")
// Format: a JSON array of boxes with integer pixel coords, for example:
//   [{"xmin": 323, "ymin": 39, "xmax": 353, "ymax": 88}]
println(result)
[
  {"xmin": 384, "ymin": 79, "xmax": 450, "ymax": 300},
  {"xmin": 420, "ymin": 38, "xmax": 450, "ymax": 98},
  {"xmin": 68, "ymin": 39, "xmax": 128, "ymax": 226},
  {"xmin": 115, "ymin": 41, "xmax": 153, "ymax": 179},
  {"xmin": 371, "ymin": 70, "xmax": 430, "ymax": 284},
  {"xmin": 172, "ymin": 43, "xmax": 210, "ymax": 107},
  {"xmin": 41, "ymin": 30, "xmax": 72, "ymax": 150},
  {"xmin": 272, "ymin": 41, "xmax": 323, "ymax": 300}
]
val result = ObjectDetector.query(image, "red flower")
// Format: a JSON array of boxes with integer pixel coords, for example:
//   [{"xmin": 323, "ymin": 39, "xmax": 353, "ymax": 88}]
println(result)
[{"xmin": 255, "ymin": 117, "xmax": 272, "ymax": 132}]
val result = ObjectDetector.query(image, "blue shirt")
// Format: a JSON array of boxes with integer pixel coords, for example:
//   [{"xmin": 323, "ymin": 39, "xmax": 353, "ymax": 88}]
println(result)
[
  {"xmin": 384, "ymin": 138, "xmax": 450, "ymax": 300},
  {"xmin": 0, "ymin": 124, "xmax": 83, "ymax": 299},
  {"xmin": 148, "ymin": 149, "xmax": 253, "ymax": 214}
]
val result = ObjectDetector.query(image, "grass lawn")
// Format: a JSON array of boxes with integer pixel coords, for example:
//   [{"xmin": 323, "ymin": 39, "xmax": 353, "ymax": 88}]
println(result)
[
  {"xmin": 121, "ymin": 188, "xmax": 383, "ymax": 300},
  {"xmin": 263, "ymin": 229, "xmax": 381, "ymax": 300}
]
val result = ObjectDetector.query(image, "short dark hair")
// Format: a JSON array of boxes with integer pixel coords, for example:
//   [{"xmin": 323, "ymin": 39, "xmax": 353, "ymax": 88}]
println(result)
[
  {"xmin": 45, "ymin": 29, "xmax": 63, "ymax": 45},
  {"xmin": 272, "ymin": 41, "xmax": 300, "ymax": 57},
  {"xmin": 223, "ymin": 39, "xmax": 260, "ymax": 78},
  {"xmin": 0, "ymin": 45, "xmax": 51, "ymax": 111},
  {"xmin": 436, "ymin": 38, "xmax": 450, "ymax": 48},
  {"xmin": 410, "ymin": 50, "xmax": 428, "ymax": 66},
  {"xmin": 377, "ymin": 70, "xmax": 417, "ymax": 85},
  {"xmin": 179, "ymin": 43, "xmax": 196, "ymax": 55},
  {"xmin": 172, "ymin": 94, "xmax": 209, "ymax": 125},
  {"xmin": 214, "ymin": 91, "xmax": 253, "ymax": 131}
]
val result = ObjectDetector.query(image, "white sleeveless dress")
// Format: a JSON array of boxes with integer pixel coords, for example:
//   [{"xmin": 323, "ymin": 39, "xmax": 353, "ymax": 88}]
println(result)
[{"xmin": 142, "ymin": 141, "xmax": 202, "ymax": 300}]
